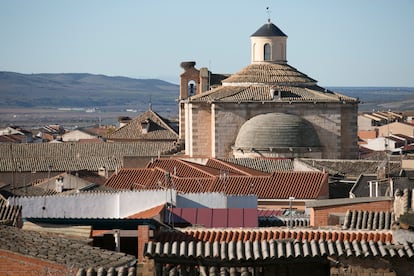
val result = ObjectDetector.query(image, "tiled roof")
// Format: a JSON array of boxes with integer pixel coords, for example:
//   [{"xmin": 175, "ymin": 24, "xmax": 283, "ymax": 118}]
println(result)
[
  {"xmin": 145, "ymin": 236, "xmax": 411, "ymax": 262},
  {"xmin": 222, "ymin": 157, "xmax": 294, "ymax": 173},
  {"xmin": 205, "ymin": 158, "xmax": 270, "ymax": 176},
  {"xmin": 0, "ymin": 200, "xmax": 21, "ymax": 227},
  {"xmin": 127, "ymin": 204, "xmax": 165, "ymax": 219},
  {"xmin": 104, "ymin": 167, "xmax": 328, "ymax": 200},
  {"xmin": 222, "ymin": 63, "xmax": 317, "ymax": 86},
  {"xmin": 3, "ymin": 184, "xmax": 58, "ymax": 197},
  {"xmin": 108, "ymin": 109, "xmax": 178, "ymax": 141},
  {"xmin": 104, "ymin": 168, "xmax": 165, "ymax": 190},
  {"xmin": 298, "ymin": 159, "xmax": 401, "ymax": 179},
  {"xmin": 0, "ymin": 225, "xmax": 136, "ymax": 271},
  {"xmin": 0, "ymin": 142, "xmax": 178, "ymax": 172},
  {"xmin": 153, "ymin": 228, "xmax": 393, "ymax": 244},
  {"xmin": 209, "ymin": 172, "xmax": 328, "ymax": 199},
  {"xmin": 146, "ymin": 158, "xmax": 226, "ymax": 178},
  {"xmin": 342, "ymin": 210, "xmax": 395, "ymax": 230},
  {"xmin": 187, "ymin": 63, "xmax": 357, "ymax": 104},
  {"xmin": 145, "ymin": 158, "xmax": 269, "ymax": 178}
]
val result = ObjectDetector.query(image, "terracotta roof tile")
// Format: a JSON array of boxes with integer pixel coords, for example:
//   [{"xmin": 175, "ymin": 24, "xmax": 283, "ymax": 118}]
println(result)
[
  {"xmin": 145, "ymin": 232, "xmax": 410, "ymax": 262},
  {"xmin": 187, "ymin": 63, "xmax": 357, "ymax": 104},
  {"xmin": 210, "ymin": 172, "xmax": 328, "ymax": 199},
  {"xmin": 127, "ymin": 204, "xmax": 165, "ymax": 219},
  {"xmin": 108, "ymin": 109, "xmax": 178, "ymax": 141},
  {"xmin": 222, "ymin": 157, "xmax": 294, "ymax": 173},
  {"xmin": 0, "ymin": 142, "xmax": 179, "ymax": 172},
  {"xmin": 206, "ymin": 158, "xmax": 269, "ymax": 176},
  {"xmin": 154, "ymin": 228, "xmax": 393, "ymax": 244},
  {"xmin": 0, "ymin": 225, "xmax": 136, "ymax": 272},
  {"xmin": 104, "ymin": 164, "xmax": 328, "ymax": 200},
  {"xmin": 146, "ymin": 158, "xmax": 223, "ymax": 178},
  {"xmin": 342, "ymin": 210, "xmax": 395, "ymax": 230}
]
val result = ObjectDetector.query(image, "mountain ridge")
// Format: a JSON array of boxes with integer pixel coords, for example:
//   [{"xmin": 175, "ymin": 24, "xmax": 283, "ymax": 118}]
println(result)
[
  {"xmin": 0, "ymin": 71, "xmax": 179, "ymax": 110},
  {"xmin": 1, "ymin": 71, "xmax": 414, "ymax": 112}
]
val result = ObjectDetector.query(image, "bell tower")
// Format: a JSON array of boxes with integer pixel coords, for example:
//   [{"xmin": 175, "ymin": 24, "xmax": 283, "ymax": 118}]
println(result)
[{"xmin": 250, "ymin": 19, "xmax": 288, "ymax": 64}]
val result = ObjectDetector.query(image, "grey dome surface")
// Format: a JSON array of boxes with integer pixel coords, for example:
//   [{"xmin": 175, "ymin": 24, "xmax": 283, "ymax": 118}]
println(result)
[
  {"xmin": 235, "ymin": 113, "xmax": 321, "ymax": 150},
  {"xmin": 251, "ymin": 22, "xmax": 287, "ymax": 37}
]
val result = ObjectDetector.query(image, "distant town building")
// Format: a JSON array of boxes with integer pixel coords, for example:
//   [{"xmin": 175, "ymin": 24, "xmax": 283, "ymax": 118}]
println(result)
[
  {"xmin": 358, "ymin": 111, "xmax": 404, "ymax": 131},
  {"xmin": 107, "ymin": 108, "xmax": 179, "ymax": 143}
]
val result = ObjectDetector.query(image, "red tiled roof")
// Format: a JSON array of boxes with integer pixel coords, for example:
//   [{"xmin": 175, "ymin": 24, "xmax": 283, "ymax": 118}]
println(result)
[
  {"xmin": 154, "ymin": 228, "xmax": 393, "ymax": 244},
  {"xmin": 209, "ymin": 171, "xmax": 328, "ymax": 199},
  {"xmin": 105, "ymin": 165, "xmax": 328, "ymax": 199},
  {"xmin": 146, "ymin": 158, "xmax": 222, "ymax": 178},
  {"xmin": 127, "ymin": 204, "xmax": 165, "ymax": 219},
  {"xmin": 205, "ymin": 159, "xmax": 269, "ymax": 176}
]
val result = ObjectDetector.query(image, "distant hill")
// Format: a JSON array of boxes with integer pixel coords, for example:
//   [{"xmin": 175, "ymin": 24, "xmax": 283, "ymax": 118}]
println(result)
[
  {"xmin": 0, "ymin": 71, "xmax": 179, "ymax": 111},
  {"xmin": 330, "ymin": 87, "xmax": 414, "ymax": 112},
  {"xmin": 1, "ymin": 72, "xmax": 413, "ymax": 114}
]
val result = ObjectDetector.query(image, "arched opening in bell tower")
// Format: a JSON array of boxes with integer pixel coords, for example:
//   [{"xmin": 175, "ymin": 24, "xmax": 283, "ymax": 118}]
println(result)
[
  {"xmin": 264, "ymin": 43, "xmax": 271, "ymax": 61},
  {"xmin": 188, "ymin": 80, "xmax": 197, "ymax": 96}
]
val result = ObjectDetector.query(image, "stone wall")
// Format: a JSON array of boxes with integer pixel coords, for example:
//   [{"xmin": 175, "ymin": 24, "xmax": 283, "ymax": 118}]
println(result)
[
  {"xmin": 186, "ymin": 103, "xmax": 212, "ymax": 157},
  {"xmin": 188, "ymin": 101, "xmax": 358, "ymax": 159}
]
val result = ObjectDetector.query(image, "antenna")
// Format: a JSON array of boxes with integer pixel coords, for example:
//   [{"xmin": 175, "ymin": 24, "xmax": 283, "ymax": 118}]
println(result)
[{"xmin": 148, "ymin": 95, "xmax": 152, "ymax": 111}]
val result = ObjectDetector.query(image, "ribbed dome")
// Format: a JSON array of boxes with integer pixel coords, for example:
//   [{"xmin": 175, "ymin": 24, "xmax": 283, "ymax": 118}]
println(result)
[
  {"xmin": 222, "ymin": 63, "xmax": 317, "ymax": 86},
  {"xmin": 234, "ymin": 113, "xmax": 321, "ymax": 150}
]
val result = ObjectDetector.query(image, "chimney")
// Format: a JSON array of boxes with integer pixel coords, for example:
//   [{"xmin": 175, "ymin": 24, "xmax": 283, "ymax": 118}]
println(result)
[
  {"xmin": 140, "ymin": 120, "xmax": 150, "ymax": 134},
  {"xmin": 55, "ymin": 176, "xmax": 64, "ymax": 193}
]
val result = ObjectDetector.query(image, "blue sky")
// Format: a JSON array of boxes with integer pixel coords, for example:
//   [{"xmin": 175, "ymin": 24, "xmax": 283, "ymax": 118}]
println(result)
[{"xmin": 1, "ymin": 0, "xmax": 413, "ymax": 86}]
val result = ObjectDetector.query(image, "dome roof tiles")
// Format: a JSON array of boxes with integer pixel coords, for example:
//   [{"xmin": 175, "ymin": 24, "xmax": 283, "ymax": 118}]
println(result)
[
  {"xmin": 187, "ymin": 63, "xmax": 358, "ymax": 104},
  {"xmin": 251, "ymin": 22, "xmax": 287, "ymax": 37},
  {"xmin": 234, "ymin": 113, "xmax": 321, "ymax": 150},
  {"xmin": 223, "ymin": 63, "xmax": 316, "ymax": 85}
]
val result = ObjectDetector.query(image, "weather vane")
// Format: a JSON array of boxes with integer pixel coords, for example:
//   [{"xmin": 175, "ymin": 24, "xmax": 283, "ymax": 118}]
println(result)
[{"xmin": 266, "ymin": 6, "xmax": 271, "ymax": 22}]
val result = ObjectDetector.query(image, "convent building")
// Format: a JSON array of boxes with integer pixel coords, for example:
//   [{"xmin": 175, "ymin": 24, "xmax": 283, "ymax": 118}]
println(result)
[{"xmin": 179, "ymin": 20, "xmax": 359, "ymax": 159}]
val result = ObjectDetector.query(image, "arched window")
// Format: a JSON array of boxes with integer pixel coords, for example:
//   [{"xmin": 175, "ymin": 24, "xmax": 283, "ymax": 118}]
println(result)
[
  {"xmin": 252, "ymin": 43, "xmax": 256, "ymax": 61},
  {"xmin": 264, "ymin": 43, "xmax": 271, "ymax": 61},
  {"xmin": 188, "ymin": 80, "xmax": 196, "ymax": 96}
]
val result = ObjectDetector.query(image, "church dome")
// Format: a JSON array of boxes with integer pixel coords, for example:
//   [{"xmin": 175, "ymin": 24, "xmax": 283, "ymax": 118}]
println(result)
[{"xmin": 234, "ymin": 113, "xmax": 321, "ymax": 151}]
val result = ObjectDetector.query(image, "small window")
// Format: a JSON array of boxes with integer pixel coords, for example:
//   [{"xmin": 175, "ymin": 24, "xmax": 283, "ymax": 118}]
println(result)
[{"xmin": 264, "ymin": 43, "xmax": 271, "ymax": 61}]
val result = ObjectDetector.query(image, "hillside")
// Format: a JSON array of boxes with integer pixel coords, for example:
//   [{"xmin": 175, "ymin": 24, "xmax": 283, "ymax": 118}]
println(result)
[
  {"xmin": 1, "ymin": 72, "xmax": 414, "ymax": 114},
  {"xmin": 0, "ymin": 71, "xmax": 179, "ymax": 110},
  {"xmin": 330, "ymin": 86, "xmax": 414, "ymax": 112}
]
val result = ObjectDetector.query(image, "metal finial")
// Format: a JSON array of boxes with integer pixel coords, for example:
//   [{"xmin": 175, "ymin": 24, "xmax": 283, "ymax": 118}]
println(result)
[{"xmin": 266, "ymin": 6, "xmax": 271, "ymax": 22}]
